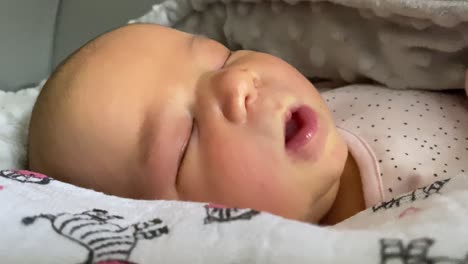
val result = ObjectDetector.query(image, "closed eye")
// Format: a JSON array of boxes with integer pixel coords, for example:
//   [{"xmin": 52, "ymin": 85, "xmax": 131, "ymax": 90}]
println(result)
[
  {"xmin": 176, "ymin": 50, "xmax": 231, "ymax": 182},
  {"xmin": 176, "ymin": 118, "xmax": 195, "ymax": 184}
]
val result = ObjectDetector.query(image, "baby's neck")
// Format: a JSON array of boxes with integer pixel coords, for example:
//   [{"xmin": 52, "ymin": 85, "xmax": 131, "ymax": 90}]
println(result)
[{"xmin": 320, "ymin": 152, "xmax": 365, "ymax": 225}]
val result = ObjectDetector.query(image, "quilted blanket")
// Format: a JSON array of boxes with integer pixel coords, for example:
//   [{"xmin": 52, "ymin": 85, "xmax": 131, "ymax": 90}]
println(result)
[{"xmin": 131, "ymin": 0, "xmax": 468, "ymax": 90}]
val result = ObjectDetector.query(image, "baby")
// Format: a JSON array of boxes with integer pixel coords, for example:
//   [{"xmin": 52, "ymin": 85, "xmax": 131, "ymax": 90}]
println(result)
[{"xmin": 27, "ymin": 24, "xmax": 468, "ymax": 225}]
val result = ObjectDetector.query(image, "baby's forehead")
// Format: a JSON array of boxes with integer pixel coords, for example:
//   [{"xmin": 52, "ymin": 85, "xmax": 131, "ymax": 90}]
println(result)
[
  {"xmin": 63, "ymin": 25, "xmax": 231, "ymax": 105},
  {"xmin": 81, "ymin": 25, "xmax": 196, "ymax": 66}
]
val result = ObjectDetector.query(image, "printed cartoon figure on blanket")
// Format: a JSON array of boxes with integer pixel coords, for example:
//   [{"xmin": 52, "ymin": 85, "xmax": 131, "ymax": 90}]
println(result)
[
  {"xmin": 371, "ymin": 178, "xmax": 451, "ymax": 213},
  {"xmin": 27, "ymin": 23, "xmax": 468, "ymax": 225},
  {"xmin": 0, "ymin": 170, "xmax": 51, "ymax": 185},
  {"xmin": 380, "ymin": 238, "xmax": 468, "ymax": 264},
  {"xmin": 204, "ymin": 203, "xmax": 260, "ymax": 224},
  {"xmin": 22, "ymin": 209, "xmax": 169, "ymax": 264}
]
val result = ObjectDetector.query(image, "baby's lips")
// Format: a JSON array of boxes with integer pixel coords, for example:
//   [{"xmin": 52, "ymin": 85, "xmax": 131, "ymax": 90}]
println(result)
[{"xmin": 285, "ymin": 105, "xmax": 318, "ymax": 153}]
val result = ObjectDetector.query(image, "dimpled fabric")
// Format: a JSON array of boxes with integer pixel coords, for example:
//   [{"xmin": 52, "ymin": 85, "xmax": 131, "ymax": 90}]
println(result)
[
  {"xmin": 0, "ymin": 82, "xmax": 42, "ymax": 169},
  {"xmin": 130, "ymin": 0, "xmax": 468, "ymax": 90}
]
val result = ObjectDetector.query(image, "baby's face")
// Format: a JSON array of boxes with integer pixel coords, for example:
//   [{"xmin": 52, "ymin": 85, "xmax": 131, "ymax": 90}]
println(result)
[{"xmin": 54, "ymin": 24, "xmax": 348, "ymax": 223}]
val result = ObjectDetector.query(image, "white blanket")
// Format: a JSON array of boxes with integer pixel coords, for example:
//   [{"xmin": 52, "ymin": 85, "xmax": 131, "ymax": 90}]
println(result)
[
  {"xmin": 130, "ymin": 0, "xmax": 468, "ymax": 90},
  {"xmin": 1, "ymin": 170, "xmax": 468, "ymax": 263},
  {"xmin": 0, "ymin": 81, "xmax": 42, "ymax": 169},
  {"xmin": 1, "ymin": 83, "xmax": 468, "ymax": 263}
]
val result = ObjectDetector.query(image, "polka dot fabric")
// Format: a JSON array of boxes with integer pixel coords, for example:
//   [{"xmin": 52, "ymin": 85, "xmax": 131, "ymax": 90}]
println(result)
[{"xmin": 322, "ymin": 85, "xmax": 468, "ymax": 200}]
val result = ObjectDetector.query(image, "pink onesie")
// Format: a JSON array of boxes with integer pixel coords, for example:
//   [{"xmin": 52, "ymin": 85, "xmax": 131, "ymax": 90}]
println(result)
[{"xmin": 322, "ymin": 85, "xmax": 468, "ymax": 207}]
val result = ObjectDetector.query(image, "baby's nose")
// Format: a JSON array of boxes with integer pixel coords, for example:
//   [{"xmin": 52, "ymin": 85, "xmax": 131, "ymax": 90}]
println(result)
[{"xmin": 213, "ymin": 68, "xmax": 259, "ymax": 123}]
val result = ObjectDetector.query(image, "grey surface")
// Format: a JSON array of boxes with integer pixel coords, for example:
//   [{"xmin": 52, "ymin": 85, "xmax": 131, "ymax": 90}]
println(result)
[
  {"xmin": 0, "ymin": 0, "xmax": 157, "ymax": 91},
  {"xmin": 53, "ymin": 0, "xmax": 156, "ymax": 69},
  {"xmin": 0, "ymin": 0, "xmax": 59, "ymax": 91}
]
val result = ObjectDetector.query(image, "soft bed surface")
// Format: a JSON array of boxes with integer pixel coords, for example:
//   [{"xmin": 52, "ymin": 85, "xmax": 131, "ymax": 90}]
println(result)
[{"xmin": 1, "ymin": 169, "xmax": 468, "ymax": 263}]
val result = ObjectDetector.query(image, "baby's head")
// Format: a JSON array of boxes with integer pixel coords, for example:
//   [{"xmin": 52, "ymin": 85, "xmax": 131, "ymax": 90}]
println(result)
[{"xmin": 28, "ymin": 24, "xmax": 348, "ymax": 223}]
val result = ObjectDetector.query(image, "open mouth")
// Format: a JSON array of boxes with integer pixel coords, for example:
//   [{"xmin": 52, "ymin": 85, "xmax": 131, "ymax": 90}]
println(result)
[
  {"xmin": 285, "ymin": 113, "xmax": 300, "ymax": 143},
  {"xmin": 284, "ymin": 105, "xmax": 318, "ymax": 152}
]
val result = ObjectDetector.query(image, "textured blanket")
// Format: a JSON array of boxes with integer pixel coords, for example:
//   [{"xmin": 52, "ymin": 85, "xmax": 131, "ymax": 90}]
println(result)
[
  {"xmin": 1, "ymin": 169, "xmax": 468, "ymax": 263},
  {"xmin": 131, "ymin": 0, "xmax": 468, "ymax": 90}
]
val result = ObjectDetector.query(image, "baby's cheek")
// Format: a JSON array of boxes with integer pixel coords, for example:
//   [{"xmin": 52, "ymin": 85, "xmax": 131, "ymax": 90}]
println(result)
[
  {"xmin": 186, "ymin": 127, "xmax": 308, "ymax": 218},
  {"xmin": 215, "ymin": 149, "xmax": 280, "ymax": 190},
  {"xmin": 211, "ymin": 150, "xmax": 305, "ymax": 217}
]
